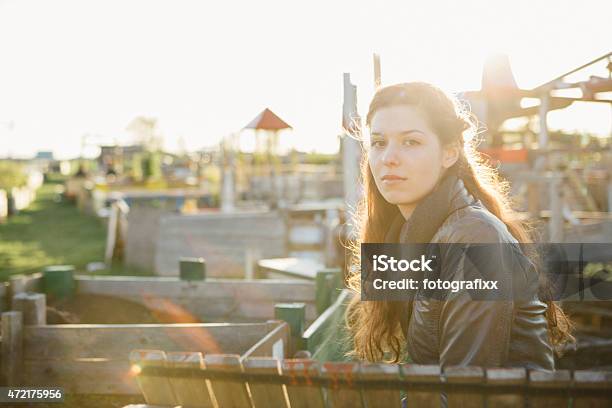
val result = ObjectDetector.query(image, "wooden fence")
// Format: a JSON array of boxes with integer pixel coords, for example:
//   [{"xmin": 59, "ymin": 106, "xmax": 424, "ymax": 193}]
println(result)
[
  {"xmin": 126, "ymin": 352, "xmax": 612, "ymax": 408},
  {"xmin": 1, "ymin": 271, "xmax": 319, "ymax": 322}
]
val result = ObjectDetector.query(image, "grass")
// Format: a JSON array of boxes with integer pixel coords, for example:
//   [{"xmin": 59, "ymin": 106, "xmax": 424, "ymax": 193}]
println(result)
[{"xmin": 0, "ymin": 177, "xmax": 153, "ymax": 281}]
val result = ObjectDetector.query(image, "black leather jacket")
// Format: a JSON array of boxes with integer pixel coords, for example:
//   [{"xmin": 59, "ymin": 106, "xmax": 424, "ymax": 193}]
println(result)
[{"xmin": 403, "ymin": 178, "xmax": 555, "ymax": 370}]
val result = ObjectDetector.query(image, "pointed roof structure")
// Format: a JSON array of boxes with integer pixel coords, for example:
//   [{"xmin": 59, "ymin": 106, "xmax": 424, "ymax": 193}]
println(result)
[
  {"xmin": 243, "ymin": 108, "xmax": 292, "ymax": 131},
  {"xmin": 481, "ymin": 54, "xmax": 519, "ymax": 94}
]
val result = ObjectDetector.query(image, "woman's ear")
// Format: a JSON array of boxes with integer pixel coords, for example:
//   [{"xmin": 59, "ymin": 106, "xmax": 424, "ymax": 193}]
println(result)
[{"xmin": 442, "ymin": 142, "xmax": 460, "ymax": 169}]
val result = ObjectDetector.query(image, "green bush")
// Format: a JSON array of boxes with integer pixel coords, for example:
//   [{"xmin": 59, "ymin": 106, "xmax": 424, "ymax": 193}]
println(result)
[{"xmin": 0, "ymin": 161, "xmax": 28, "ymax": 190}]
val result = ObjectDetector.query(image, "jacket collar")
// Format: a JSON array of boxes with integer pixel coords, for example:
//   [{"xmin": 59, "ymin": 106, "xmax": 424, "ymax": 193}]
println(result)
[{"xmin": 384, "ymin": 172, "xmax": 479, "ymax": 244}]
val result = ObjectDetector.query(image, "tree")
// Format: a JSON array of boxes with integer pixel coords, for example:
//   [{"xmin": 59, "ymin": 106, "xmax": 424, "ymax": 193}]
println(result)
[{"xmin": 126, "ymin": 116, "xmax": 163, "ymax": 151}]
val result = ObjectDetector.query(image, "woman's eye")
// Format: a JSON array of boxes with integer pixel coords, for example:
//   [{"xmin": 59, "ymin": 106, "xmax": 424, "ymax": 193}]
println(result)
[
  {"xmin": 371, "ymin": 140, "xmax": 386, "ymax": 148},
  {"xmin": 404, "ymin": 139, "xmax": 420, "ymax": 146}
]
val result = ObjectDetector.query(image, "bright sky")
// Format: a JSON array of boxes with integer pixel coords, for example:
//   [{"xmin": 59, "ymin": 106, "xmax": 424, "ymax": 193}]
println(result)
[{"xmin": 0, "ymin": 0, "xmax": 610, "ymax": 159}]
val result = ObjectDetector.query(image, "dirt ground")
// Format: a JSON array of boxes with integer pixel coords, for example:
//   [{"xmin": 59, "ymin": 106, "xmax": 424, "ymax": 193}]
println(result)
[
  {"xmin": 38, "ymin": 294, "xmax": 197, "ymax": 407},
  {"xmin": 47, "ymin": 293, "xmax": 203, "ymax": 324}
]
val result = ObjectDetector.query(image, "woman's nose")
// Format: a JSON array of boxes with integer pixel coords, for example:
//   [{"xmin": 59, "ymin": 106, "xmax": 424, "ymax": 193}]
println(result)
[{"xmin": 381, "ymin": 146, "xmax": 400, "ymax": 166}]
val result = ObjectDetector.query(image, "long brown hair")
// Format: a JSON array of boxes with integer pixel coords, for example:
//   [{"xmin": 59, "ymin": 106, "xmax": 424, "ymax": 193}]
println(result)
[{"xmin": 344, "ymin": 82, "xmax": 574, "ymax": 363}]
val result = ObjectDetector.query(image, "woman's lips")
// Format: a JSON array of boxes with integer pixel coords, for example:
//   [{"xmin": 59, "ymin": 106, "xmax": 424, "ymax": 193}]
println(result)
[{"xmin": 381, "ymin": 175, "xmax": 407, "ymax": 185}]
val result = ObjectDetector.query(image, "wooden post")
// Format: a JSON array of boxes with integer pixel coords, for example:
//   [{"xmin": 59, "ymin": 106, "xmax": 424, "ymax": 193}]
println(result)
[
  {"xmin": 11, "ymin": 292, "xmax": 46, "ymax": 325},
  {"xmin": 315, "ymin": 268, "xmax": 340, "ymax": 315},
  {"xmin": 8, "ymin": 274, "xmax": 27, "ymax": 298},
  {"xmin": 549, "ymin": 173, "xmax": 565, "ymax": 242},
  {"xmin": 0, "ymin": 283, "xmax": 6, "ymax": 313},
  {"xmin": 245, "ymin": 247, "xmax": 261, "ymax": 280},
  {"xmin": 179, "ymin": 257, "xmax": 206, "ymax": 281},
  {"xmin": 220, "ymin": 136, "xmax": 236, "ymax": 213},
  {"xmin": 42, "ymin": 265, "xmax": 76, "ymax": 301},
  {"xmin": 342, "ymin": 73, "xmax": 362, "ymax": 239},
  {"xmin": 527, "ymin": 180, "xmax": 540, "ymax": 218},
  {"xmin": 1, "ymin": 311, "xmax": 23, "ymax": 386},
  {"xmin": 373, "ymin": 53, "xmax": 381, "ymax": 89},
  {"xmin": 275, "ymin": 303, "xmax": 306, "ymax": 356},
  {"xmin": 539, "ymin": 93, "xmax": 549, "ymax": 149}
]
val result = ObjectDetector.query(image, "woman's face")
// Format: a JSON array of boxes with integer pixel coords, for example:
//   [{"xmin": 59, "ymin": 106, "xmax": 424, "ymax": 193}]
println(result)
[{"xmin": 367, "ymin": 104, "xmax": 458, "ymax": 219}]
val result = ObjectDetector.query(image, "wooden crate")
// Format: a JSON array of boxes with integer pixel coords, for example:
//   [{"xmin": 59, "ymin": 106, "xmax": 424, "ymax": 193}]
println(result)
[{"xmin": 1, "ymin": 311, "xmax": 289, "ymax": 395}]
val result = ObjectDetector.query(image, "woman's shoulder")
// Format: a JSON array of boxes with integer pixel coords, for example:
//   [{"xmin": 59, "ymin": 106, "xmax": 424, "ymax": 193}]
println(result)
[{"xmin": 433, "ymin": 202, "xmax": 517, "ymax": 244}]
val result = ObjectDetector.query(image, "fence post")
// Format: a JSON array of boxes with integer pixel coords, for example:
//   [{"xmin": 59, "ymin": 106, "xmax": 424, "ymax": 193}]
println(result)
[
  {"xmin": 42, "ymin": 265, "xmax": 76, "ymax": 301},
  {"xmin": 179, "ymin": 257, "xmax": 206, "ymax": 281},
  {"xmin": 0, "ymin": 283, "xmax": 6, "ymax": 312},
  {"xmin": 315, "ymin": 268, "xmax": 341, "ymax": 315},
  {"xmin": 8, "ymin": 274, "xmax": 27, "ymax": 298},
  {"xmin": 1, "ymin": 311, "xmax": 23, "ymax": 386},
  {"xmin": 274, "ymin": 303, "xmax": 305, "ymax": 357},
  {"xmin": 12, "ymin": 293, "xmax": 46, "ymax": 325}
]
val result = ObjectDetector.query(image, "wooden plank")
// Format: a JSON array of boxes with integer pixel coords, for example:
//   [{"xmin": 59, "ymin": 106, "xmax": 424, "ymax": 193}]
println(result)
[
  {"xmin": 485, "ymin": 368, "xmax": 526, "ymax": 407},
  {"xmin": 121, "ymin": 405, "xmax": 169, "ymax": 408},
  {"xmin": 23, "ymin": 358, "xmax": 139, "ymax": 394},
  {"xmin": 141, "ymin": 296, "xmax": 317, "ymax": 322},
  {"xmin": 304, "ymin": 290, "xmax": 351, "ymax": 357},
  {"xmin": 23, "ymin": 272, "xmax": 43, "ymax": 293},
  {"xmin": 1, "ymin": 311, "xmax": 23, "ymax": 386},
  {"xmin": 23, "ymin": 323, "xmax": 271, "ymax": 360},
  {"xmin": 282, "ymin": 359, "xmax": 325, "ymax": 408},
  {"xmin": 573, "ymin": 370, "xmax": 612, "ymax": 408},
  {"xmin": 359, "ymin": 363, "xmax": 401, "ymax": 408},
  {"xmin": 204, "ymin": 354, "xmax": 253, "ymax": 408},
  {"xmin": 21, "ymin": 322, "xmax": 283, "ymax": 396},
  {"xmin": 166, "ymin": 351, "xmax": 215, "ymax": 408},
  {"xmin": 528, "ymin": 370, "xmax": 571, "ymax": 408},
  {"xmin": 235, "ymin": 300, "xmax": 316, "ymax": 322},
  {"xmin": 242, "ymin": 321, "xmax": 289, "ymax": 360},
  {"xmin": 12, "ymin": 292, "xmax": 46, "ymax": 325},
  {"xmin": 75, "ymin": 276, "xmax": 316, "ymax": 302},
  {"xmin": 444, "ymin": 366, "xmax": 484, "ymax": 408},
  {"xmin": 258, "ymin": 258, "xmax": 323, "ymax": 280},
  {"xmin": 321, "ymin": 362, "xmax": 363, "ymax": 407},
  {"xmin": 243, "ymin": 357, "xmax": 289, "ymax": 408},
  {"xmin": 0, "ymin": 282, "xmax": 7, "ymax": 312},
  {"xmin": 401, "ymin": 365, "xmax": 441, "ymax": 408},
  {"xmin": 8, "ymin": 274, "xmax": 27, "ymax": 297},
  {"xmin": 129, "ymin": 350, "xmax": 176, "ymax": 406}
]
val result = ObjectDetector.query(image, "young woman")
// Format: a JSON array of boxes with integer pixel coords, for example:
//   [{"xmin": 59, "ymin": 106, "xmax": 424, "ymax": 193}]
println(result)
[{"xmin": 345, "ymin": 82, "xmax": 573, "ymax": 369}]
